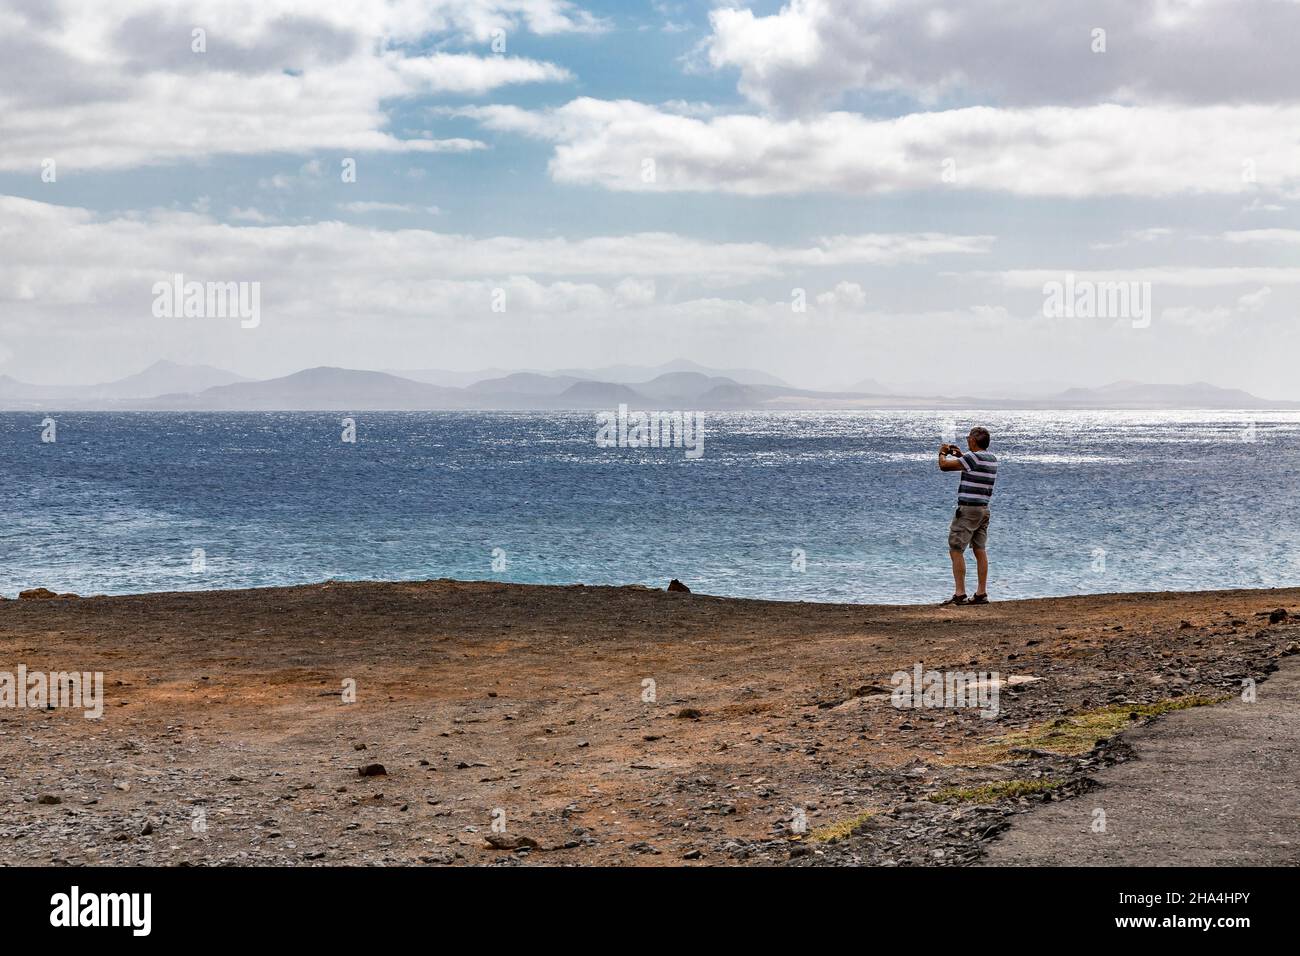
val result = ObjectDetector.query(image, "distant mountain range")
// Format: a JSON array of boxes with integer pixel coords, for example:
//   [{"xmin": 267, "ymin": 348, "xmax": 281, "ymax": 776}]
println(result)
[
  {"xmin": 1050, "ymin": 380, "xmax": 1269, "ymax": 408},
  {"xmin": 1, "ymin": 361, "xmax": 1295, "ymax": 411},
  {"xmin": 0, "ymin": 360, "xmax": 246, "ymax": 405},
  {"xmin": 386, "ymin": 358, "xmax": 790, "ymax": 390}
]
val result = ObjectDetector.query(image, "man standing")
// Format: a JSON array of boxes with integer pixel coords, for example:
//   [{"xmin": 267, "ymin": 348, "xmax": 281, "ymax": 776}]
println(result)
[{"xmin": 937, "ymin": 427, "xmax": 997, "ymax": 605}]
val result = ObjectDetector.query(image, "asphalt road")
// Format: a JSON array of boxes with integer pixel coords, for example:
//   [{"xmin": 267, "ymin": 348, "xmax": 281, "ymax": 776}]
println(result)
[{"xmin": 980, "ymin": 655, "xmax": 1300, "ymax": 866}]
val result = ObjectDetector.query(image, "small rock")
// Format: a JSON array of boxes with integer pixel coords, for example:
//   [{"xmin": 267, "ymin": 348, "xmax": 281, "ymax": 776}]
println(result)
[
  {"xmin": 358, "ymin": 764, "xmax": 387, "ymax": 777},
  {"xmin": 485, "ymin": 833, "xmax": 539, "ymax": 851},
  {"xmin": 667, "ymin": 579, "xmax": 691, "ymax": 593},
  {"xmin": 37, "ymin": 794, "xmax": 61, "ymax": 805}
]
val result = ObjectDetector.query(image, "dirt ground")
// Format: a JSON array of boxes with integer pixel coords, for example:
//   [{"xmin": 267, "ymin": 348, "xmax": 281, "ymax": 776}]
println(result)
[{"xmin": 1, "ymin": 580, "xmax": 1296, "ymax": 866}]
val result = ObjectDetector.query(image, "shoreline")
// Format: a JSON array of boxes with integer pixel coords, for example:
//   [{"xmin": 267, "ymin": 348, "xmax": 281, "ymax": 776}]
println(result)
[
  {"xmin": 6, "ymin": 576, "xmax": 1299, "ymax": 607},
  {"xmin": 2, "ymin": 578, "xmax": 1296, "ymax": 866},
  {"xmin": 4, "ymin": 405, "xmax": 1299, "ymax": 412}
]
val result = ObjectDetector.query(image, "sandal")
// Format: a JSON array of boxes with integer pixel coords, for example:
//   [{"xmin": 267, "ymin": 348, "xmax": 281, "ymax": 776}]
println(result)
[
  {"xmin": 940, "ymin": 594, "xmax": 968, "ymax": 606},
  {"xmin": 969, "ymin": 593, "xmax": 989, "ymax": 605}
]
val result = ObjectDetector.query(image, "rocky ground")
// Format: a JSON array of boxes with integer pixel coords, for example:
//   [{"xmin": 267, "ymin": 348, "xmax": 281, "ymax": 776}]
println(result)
[{"xmin": 0, "ymin": 580, "xmax": 1296, "ymax": 866}]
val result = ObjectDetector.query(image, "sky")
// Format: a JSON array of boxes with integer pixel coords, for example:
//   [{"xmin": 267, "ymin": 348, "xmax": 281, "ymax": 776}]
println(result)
[{"xmin": 1, "ymin": 0, "xmax": 1299, "ymax": 396}]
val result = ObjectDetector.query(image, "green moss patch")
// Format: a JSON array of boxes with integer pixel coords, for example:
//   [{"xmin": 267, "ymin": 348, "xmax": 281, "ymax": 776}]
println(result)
[
  {"xmin": 960, "ymin": 694, "xmax": 1229, "ymax": 763},
  {"xmin": 928, "ymin": 778, "xmax": 1065, "ymax": 804},
  {"xmin": 808, "ymin": 809, "xmax": 877, "ymax": 843}
]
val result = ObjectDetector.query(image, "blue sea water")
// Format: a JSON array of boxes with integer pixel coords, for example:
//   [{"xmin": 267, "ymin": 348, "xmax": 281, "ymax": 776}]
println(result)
[{"xmin": 1, "ymin": 410, "xmax": 1297, "ymax": 604}]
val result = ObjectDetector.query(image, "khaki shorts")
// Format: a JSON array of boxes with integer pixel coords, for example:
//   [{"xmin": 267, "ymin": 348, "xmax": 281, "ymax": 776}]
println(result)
[{"xmin": 948, "ymin": 505, "xmax": 990, "ymax": 551}]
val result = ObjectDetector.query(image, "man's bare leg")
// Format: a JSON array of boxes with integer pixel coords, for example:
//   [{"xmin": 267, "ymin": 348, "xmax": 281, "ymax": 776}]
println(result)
[
  {"xmin": 973, "ymin": 548, "xmax": 988, "ymax": 596},
  {"xmin": 949, "ymin": 548, "xmax": 967, "ymax": 597}
]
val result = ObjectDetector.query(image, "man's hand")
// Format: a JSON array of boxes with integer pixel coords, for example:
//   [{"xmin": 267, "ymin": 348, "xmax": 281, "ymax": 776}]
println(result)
[{"xmin": 938, "ymin": 444, "xmax": 966, "ymax": 470}]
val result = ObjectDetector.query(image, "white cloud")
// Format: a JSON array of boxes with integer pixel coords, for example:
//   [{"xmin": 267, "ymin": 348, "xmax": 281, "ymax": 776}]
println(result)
[
  {"xmin": 257, "ymin": 159, "xmax": 328, "ymax": 191},
  {"xmin": 1242, "ymin": 198, "xmax": 1286, "ymax": 214},
  {"xmin": 815, "ymin": 281, "xmax": 866, "ymax": 309},
  {"xmin": 337, "ymin": 201, "xmax": 442, "ymax": 214},
  {"xmin": 975, "ymin": 268, "xmax": 1300, "ymax": 289},
  {"xmin": 1089, "ymin": 227, "xmax": 1175, "ymax": 250},
  {"xmin": 1238, "ymin": 287, "xmax": 1273, "ymax": 311},
  {"xmin": 228, "ymin": 206, "xmax": 274, "ymax": 222},
  {"xmin": 1159, "ymin": 287, "xmax": 1276, "ymax": 329},
  {"xmin": 1222, "ymin": 229, "xmax": 1300, "ymax": 245},
  {"xmin": 0, "ymin": 194, "xmax": 989, "ymax": 313},
  {"xmin": 391, "ymin": 53, "xmax": 571, "ymax": 94},
  {"xmin": 704, "ymin": 0, "xmax": 1300, "ymax": 114},
  {"xmin": 466, "ymin": 98, "xmax": 1300, "ymax": 198},
  {"xmin": 1159, "ymin": 305, "xmax": 1233, "ymax": 329},
  {"xmin": 0, "ymin": 194, "xmax": 997, "ymax": 384},
  {"xmin": 2, "ymin": 191, "xmax": 1292, "ymax": 393},
  {"xmin": 613, "ymin": 277, "xmax": 657, "ymax": 307},
  {"xmin": 0, "ymin": 0, "xmax": 582, "ymax": 171}
]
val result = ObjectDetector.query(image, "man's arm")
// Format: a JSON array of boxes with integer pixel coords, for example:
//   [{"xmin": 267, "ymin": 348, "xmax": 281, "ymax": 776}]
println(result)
[{"xmin": 937, "ymin": 445, "xmax": 966, "ymax": 471}]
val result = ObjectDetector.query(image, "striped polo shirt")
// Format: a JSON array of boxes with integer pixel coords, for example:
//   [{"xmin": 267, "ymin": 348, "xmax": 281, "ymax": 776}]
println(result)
[{"xmin": 957, "ymin": 450, "xmax": 998, "ymax": 506}]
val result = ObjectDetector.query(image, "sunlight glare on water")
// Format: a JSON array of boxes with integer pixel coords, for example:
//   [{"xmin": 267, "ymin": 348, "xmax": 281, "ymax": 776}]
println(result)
[{"xmin": 2, "ymin": 410, "xmax": 1297, "ymax": 603}]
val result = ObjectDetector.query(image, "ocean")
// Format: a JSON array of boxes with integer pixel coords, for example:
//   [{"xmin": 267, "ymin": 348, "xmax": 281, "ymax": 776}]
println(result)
[{"xmin": 2, "ymin": 410, "xmax": 1297, "ymax": 603}]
